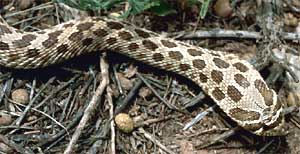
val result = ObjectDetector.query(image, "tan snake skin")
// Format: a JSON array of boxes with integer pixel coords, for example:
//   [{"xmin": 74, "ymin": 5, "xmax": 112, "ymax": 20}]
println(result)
[{"xmin": 0, "ymin": 17, "xmax": 283, "ymax": 135}]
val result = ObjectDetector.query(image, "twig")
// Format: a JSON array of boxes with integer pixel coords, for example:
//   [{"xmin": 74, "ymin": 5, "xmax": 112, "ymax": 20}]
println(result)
[
  {"xmin": 107, "ymin": 87, "xmax": 115, "ymax": 154},
  {"xmin": 114, "ymin": 79, "xmax": 143, "ymax": 115},
  {"xmin": 134, "ymin": 114, "xmax": 182, "ymax": 128},
  {"xmin": 176, "ymin": 29, "xmax": 262, "ymax": 40},
  {"xmin": 3, "ymin": 2, "xmax": 54, "ymax": 18},
  {"xmin": 0, "ymin": 134, "xmax": 34, "ymax": 154},
  {"xmin": 183, "ymin": 106, "xmax": 215, "ymax": 130},
  {"xmin": 15, "ymin": 77, "xmax": 55, "ymax": 126},
  {"xmin": 183, "ymin": 92, "xmax": 206, "ymax": 108},
  {"xmin": 64, "ymin": 55, "xmax": 109, "ymax": 154},
  {"xmin": 281, "ymin": 32, "xmax": 300, "ymax": 41},
  {"xmin": 59, "ymin": 90, "xmax": 73, "ymax": 122},
  {"xmin": 38, "ymin": 109, "xmax": 83, "ymax": 148},
  {"xmin": 136, "ymin": 72, "xmax": 178, "ymax": 110},
  {"xmin": 284, "ymin": 0, "xmax": 300, "ymax": 13},
  {"xmin": 257, "ymin": 140, "xmax": 275, "ymax": 154},
  {"xmin": 195, "ymin": 127, "xmax": 239, "ymax": 149},
  {"xmin": 138, "ymin": 128, "xmax": 176, "ymax": 154},
  {"xmin": 34, "ymin": 75, "xmax": 78, "ymax": 109},
  {"xmin": 113, "ymin": 66, "xmax": 124, "ymax": 95},
  {"xmin": 11, "ymin": 101, "xmax": 69, "ymax": 137},
  {"xmin": 177, "ymin": 127, "xmax": 230, "ymax": 139},
  {"xmin": 176, "ymin": 29, "xmax": 300, "ymax": 41}
]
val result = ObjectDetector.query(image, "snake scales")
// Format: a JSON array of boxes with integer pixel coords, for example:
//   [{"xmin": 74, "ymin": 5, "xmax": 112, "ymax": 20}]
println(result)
[{"xmin": 0, "ymin": 17, "xmax": 283, "ymax": 135}]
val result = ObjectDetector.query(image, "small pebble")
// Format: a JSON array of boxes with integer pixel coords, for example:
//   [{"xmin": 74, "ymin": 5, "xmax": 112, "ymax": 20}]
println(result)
[
  {"xmin": 0, "ymin": 142, "xmax": 13, "ymax": 153},
  {"xmin": 213, "ymin": 0, "xmax": 233, "ymax": 18},
  {"xmin": 0, "ymin": 112, "xmax": 12, "ymax": 125},
  {"xmin": 284, "ymin": 13, "xmax": 298, "ymax": 27},
  {"xmin": 11, "ymin": 89, "xmax": 29, "ymax": 104},
  {"xmin": 115, "ymin": 113, "xmax": 134, "ymax": 133}
]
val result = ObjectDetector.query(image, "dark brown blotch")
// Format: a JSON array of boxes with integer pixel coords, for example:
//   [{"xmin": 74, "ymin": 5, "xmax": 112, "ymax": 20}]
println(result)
[
  {"xmin": 106, "ymin": 37, "xmax": 117, "ymax": 45},
  {"xmin": 134, "ymin": 29, "xmax": 151, "ymax": 38},
  {"xmin": 63, "ymin": 22, "xmax": 75, "ymax": 28},
  {"xmin": 42, "ymin": 30, "xmax": 63, "ymax": 48},
  {"xmin": 233, "ymin": 62, "xmax": 249, "ymax": 72},
  {"xmin": 179, "ymin": 63, "xmax": 191, "ymax": 71},
  {"xmin": 152, "ymin": 53, "xmax": 164, "ymax": 62},
  {"xmin": 229, "ymin": 108, "xmax": 260, "ymax": 121},
  {"xmin": 213, "ymin": 57, "xmax": 230, "ymax": 68},
  {"xmin": 56, "ymin": 44, "xmax": 69, "ymax": 53},
  {"xmin": 76, "ymin": 22, "xmax": 94, "ymax": 31},
  {"xmin": 234, "ymin": 74, "xmax": 250, "ymax": 88},
  {"xmin": 68, "ymin": 31, "xmax": 84, "ymax": 42},
  {"xmin": 0, "ymin": 41, "xmax": 9, "ymax": 50},
  {"xmin": 168, "ymin": 51, "xmax": 183, "ymax": 61},
  {"xmin": 227, "ymin": 85, "xmax": 243, "ymax": 102},
  {"xmin": 7, "ymin": 52, "xmax": 19, "ymax": 61},
  {"xmin": 212, "ymin": 87, "xmax": 225, "ymax": 101},
  {"xmin": 82, "ymin": 38, "xmax": 94, "ymax": 46},
  {"xmin": 93, "ymin": 28, "xmax": 108, "ymax": 37},
  {"xmin": 48, "ymin": 30, "xmax": 63, "ymax": 38},
  {"xmin": 107, "ymin": 21, "xmax": 124, "ymax": 30},
  {"xmin": 254, "ymin": 79, "xmax": 267, "ymax": 93},
  {"xmin": 138, "ymin": 53, "xmax": 147, "ymax": 59},
  {"xmin": 118, "ymin": 31, "xmax": 133, "ymax": 40},
  {"xmin": 187, "ymin": 49, "xmax": 203, "ymax": 56},
  {"xmin": 128, "ymin": 43, "xmax": 139, "ymax": 51},
  {"xmin": 12, "ymin": 40, "xmax": 31, "ymax": 48},
  {"xmin": 192, "ymin": 59, "xmax": 206, "ymax": 70},
  {"xmin": 211, "ymin": 70, "xmax": 223, "ymax": 84},
  {"xmin": 26, "ymin": 49, "xmax": 39, "ymax": 57},
  {"xmin": 161, "ymin": 40, "xmax": 177, "ymax": 48},
  {"xmin": 142, "ymin": 40, "xmax": 159, "ymax": 50},
  {"xmin": 199, "ymin": 73, "xmax": 208, "ymax": 83},
  {"xmin": 12, "ymin": 34, "xmax": 37, "ymax": 48},
  {"xmin": 22, "ymin": 34, "xmax": 37, "ymax": 42},
  {"xmin": 254, "ymin": 79, "xmax": 274, "ymax": 106}
]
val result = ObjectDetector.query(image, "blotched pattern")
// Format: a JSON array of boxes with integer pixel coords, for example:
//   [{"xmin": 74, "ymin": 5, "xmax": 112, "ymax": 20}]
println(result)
[{"xmin": 0, "ymin": 17, "xmax": 283, "ymax": 135}]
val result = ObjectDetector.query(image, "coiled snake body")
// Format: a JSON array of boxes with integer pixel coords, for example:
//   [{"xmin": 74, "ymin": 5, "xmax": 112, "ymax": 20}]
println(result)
[{"xmin": 0, "ymin": 17, "xmax": 283, "ymax": 135}]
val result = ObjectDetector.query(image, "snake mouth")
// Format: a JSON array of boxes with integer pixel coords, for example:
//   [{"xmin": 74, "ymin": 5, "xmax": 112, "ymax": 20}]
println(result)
[
  {"xmin": 241, "ymin": 105, "xmax": 285, "ymax": 136},
  {"xmin": 254, "ymin": 112, "xmax": 285, "ymax": 136}
]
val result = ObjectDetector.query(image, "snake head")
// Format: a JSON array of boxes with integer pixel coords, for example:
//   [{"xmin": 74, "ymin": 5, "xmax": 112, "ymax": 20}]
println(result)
[
  {"xmin": 253, "ymin": 89, "xmax": 286, "ymax": 136},
  {"xmin": 236, "ymin": 88, "xmax": 286, "ymax": 136}
]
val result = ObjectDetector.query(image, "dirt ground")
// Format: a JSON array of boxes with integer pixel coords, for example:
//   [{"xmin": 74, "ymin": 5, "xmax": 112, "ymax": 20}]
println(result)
[{"xmin": 0, "ymin": 0, "xmax": 300, "ymax": 153}]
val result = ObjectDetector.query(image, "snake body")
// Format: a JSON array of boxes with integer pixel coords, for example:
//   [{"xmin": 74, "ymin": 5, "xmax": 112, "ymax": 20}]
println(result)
[{"xmin": 0, "ymin": 17, "xmax": 283, "ymax": 135}]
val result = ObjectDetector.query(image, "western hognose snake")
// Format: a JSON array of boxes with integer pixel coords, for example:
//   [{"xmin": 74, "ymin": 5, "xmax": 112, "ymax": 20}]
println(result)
[{"xmin": 0, "ymin": 17, "xmax": 283, "ymax": 135}]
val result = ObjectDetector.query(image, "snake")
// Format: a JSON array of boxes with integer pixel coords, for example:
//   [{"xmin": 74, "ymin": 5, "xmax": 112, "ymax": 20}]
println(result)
[{"xmin": 0, "ymin": 16, "xmax": 284, "ymax": 135}]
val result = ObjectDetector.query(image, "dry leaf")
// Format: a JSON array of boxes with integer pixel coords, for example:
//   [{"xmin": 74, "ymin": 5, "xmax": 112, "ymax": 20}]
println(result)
[
  {"xmin": 117, "ymin": 73, "xmax": 133, "ymax": 90},
  {"xmin": 124, "ymin": 65, "xmax": 137, "ymax": 78},
  {"xmin": 138, "ymin": 87, "xmax": 152, "ymax": 98}
]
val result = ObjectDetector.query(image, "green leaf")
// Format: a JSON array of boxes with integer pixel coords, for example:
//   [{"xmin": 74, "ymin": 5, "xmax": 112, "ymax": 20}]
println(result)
[
  {"xmin": 96, "ymin": 0, "xmax": 124, "ymax": 10},
  {"xmin": 187, "ymin": 0, "xmax": 201, "ymax": 6},
  {"xmin": 124, "ymin": 0, "xmax": 160, "ymax": 16},
  {"xmin": 200, "ymin": 0, "xmax": 211, "ymax": 19},
  {"xmin": 56, "ymin": 0, "xmax": 176, "ymax": 17},
  {"xmin": 150, "ymin": 1, "xmax": 176, "ymax": 16},
  {"xmin": 56, "ymin": 0, "xmax": 124, "ymax": 11}
]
